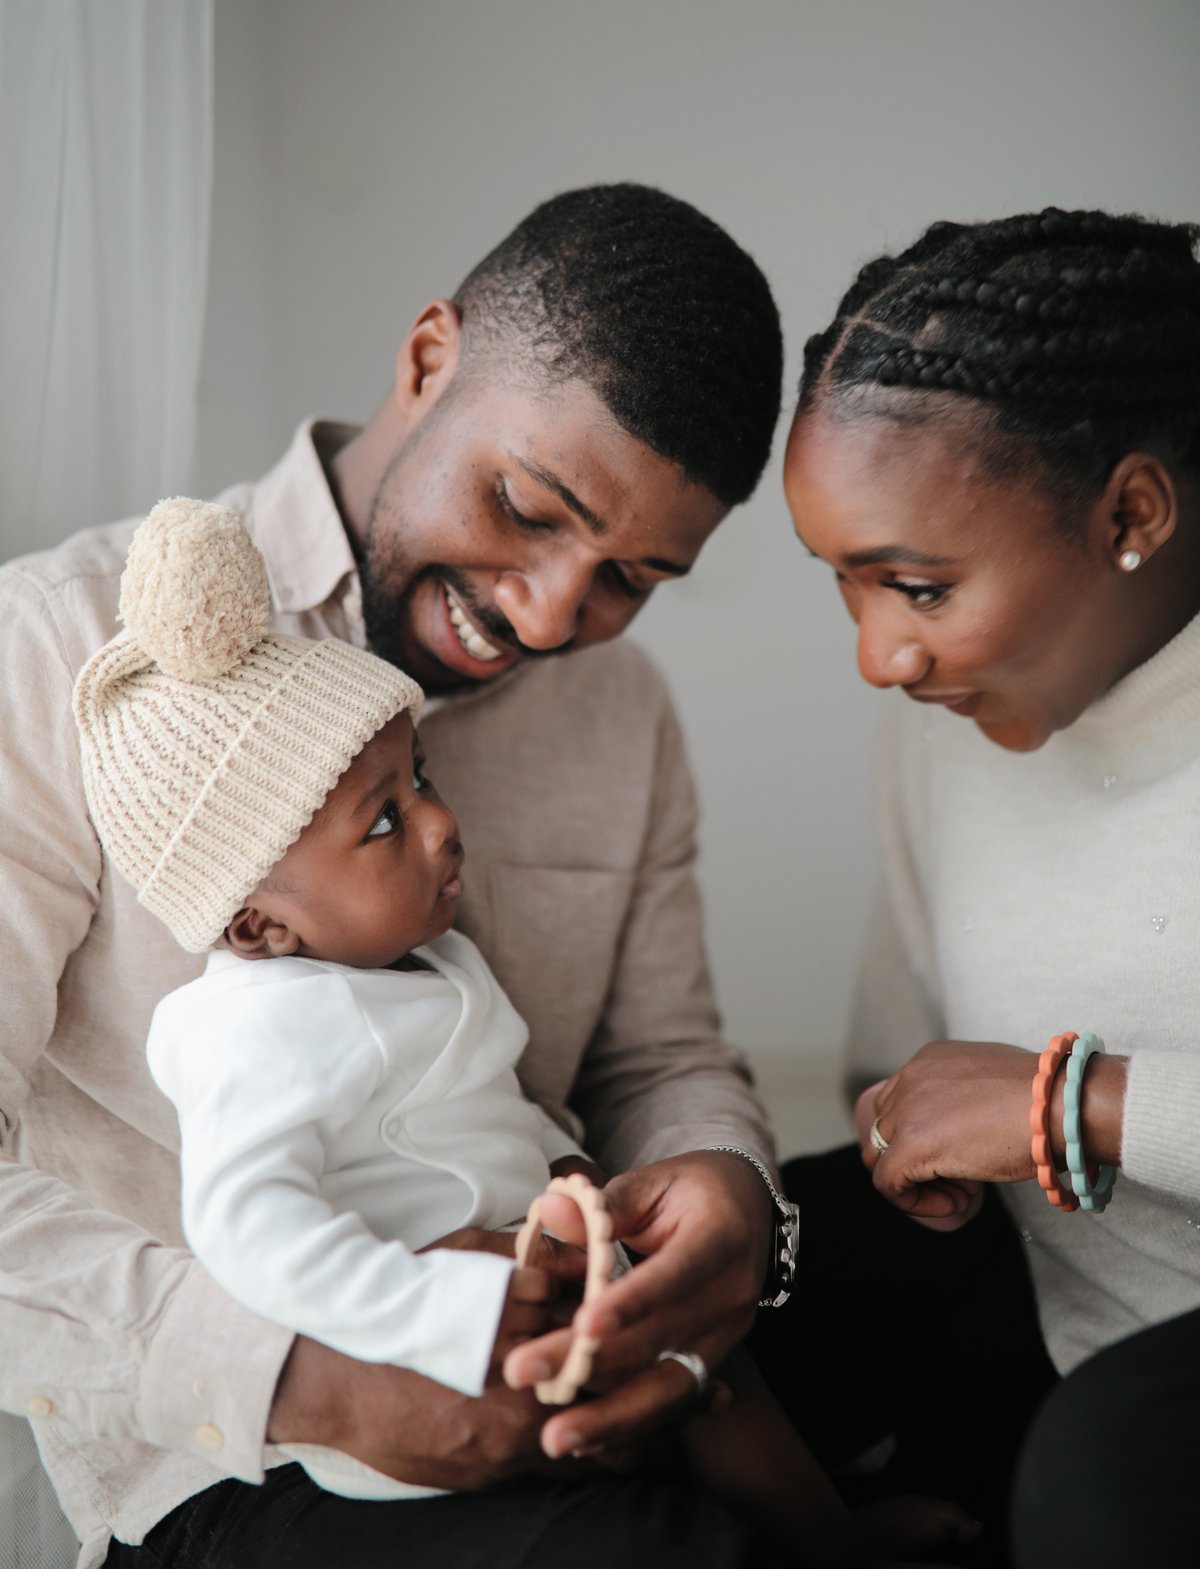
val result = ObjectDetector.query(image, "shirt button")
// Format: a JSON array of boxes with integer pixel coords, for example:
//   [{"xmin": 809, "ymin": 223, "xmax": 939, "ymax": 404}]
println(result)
[
  {"xmin": 26, "ymin": 1397, "xmax": 53, "ymax": 1418},
  {"xmin": 385, "ymin": 1117, "xmax": 402, "ymax": 1140},
  {"xmin": 193, "ymin": 1377, "xmax": 208, "ymax": 1401},
  {"xmin": 195, "ymin": 1424, "xmax": 225, "ymax": 1453}
]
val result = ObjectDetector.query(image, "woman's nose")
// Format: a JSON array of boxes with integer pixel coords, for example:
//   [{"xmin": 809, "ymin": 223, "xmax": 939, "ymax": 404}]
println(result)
[{"xmin": 856, "ymin": 606, "xmax": 932, "ymax": 689}]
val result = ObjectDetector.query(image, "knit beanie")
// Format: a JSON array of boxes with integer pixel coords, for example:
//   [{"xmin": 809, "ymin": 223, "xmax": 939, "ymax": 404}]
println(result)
[{"xmin": 73, "ymin": 497, "xmax": 423, "ymax": 952}]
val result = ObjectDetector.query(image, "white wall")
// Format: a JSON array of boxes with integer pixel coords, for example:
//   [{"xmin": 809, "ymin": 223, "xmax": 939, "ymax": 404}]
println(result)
[{"xmin": 196, "ymin": 0, "xmax": 1200, "ymax": 1142}]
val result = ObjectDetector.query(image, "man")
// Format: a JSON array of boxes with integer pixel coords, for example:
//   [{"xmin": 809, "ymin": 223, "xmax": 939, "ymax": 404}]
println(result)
[{"xmin": 0, "ymin": 184, "xmax": 789, "ymax": 1568}]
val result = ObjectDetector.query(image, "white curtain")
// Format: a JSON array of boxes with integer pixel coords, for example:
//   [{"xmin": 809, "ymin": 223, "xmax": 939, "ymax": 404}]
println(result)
[
  {"xmin": 0, "ymin": 3, "xmax": 213, "ymax": 1562},
  {"xmin": 0, "ymin": 0, "xmax": 214, "ymax": 562}
]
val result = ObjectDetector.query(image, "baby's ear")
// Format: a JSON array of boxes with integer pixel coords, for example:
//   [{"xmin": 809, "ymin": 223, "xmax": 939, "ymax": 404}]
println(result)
[{"xmin": 224, "ymin": 905, "xmax": 300, "ymax": 960}]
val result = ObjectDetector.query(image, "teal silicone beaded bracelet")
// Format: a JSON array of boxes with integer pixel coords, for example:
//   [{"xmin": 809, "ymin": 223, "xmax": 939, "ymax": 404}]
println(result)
[{"xmin": 1063, "ymin": 1032, "xmax": 1118, "ymax": 1213}]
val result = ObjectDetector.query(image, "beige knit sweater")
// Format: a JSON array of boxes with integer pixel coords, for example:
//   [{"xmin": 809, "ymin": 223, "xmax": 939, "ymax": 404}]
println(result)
[{"xmin": 848, "ymin": 610, "xmax": 1200, "ymax": 1373}]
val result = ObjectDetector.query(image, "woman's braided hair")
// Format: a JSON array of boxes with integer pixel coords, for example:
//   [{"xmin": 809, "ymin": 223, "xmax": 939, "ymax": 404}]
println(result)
[{"xmin": 799, "ymin": 208, "xmax": 1200, "ymax": 506}]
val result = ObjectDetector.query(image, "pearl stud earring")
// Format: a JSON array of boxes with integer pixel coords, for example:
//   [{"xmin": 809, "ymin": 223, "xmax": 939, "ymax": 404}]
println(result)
[{"xmin": 1118, "ymin": 549, "xmax": 1143, "ymax": 572}]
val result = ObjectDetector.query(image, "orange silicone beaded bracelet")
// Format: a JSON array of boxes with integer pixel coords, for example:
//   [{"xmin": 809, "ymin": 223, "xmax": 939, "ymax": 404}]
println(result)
[{"xmin": 1030, "ymin": 1032, "xmax": 1079, "ymax": 1212}]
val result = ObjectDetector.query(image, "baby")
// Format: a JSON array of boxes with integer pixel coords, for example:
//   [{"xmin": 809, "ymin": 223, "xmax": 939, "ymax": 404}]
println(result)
[{"xmin": 73, "ymin": 498, "xmax": 939, "ymax": 1566}]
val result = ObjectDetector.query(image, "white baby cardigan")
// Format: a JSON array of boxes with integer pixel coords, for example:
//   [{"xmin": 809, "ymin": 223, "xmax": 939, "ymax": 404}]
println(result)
[
  {"xmin": 147, "ymin": 929, "xmax": 581, "ymax": 1407},
  {"xmin": 848, "ymin": 610, "xmax": 1200, "ymax": 1373}
]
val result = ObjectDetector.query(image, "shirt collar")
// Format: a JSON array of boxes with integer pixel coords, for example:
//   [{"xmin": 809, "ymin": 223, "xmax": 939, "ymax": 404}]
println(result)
[{"xmin": 249, "ymin": 419, "xmax": 361, "ymax": 616}]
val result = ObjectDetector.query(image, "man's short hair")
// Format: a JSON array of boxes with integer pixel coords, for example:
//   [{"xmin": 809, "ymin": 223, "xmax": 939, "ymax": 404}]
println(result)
[{"xmin": 454, "ymin": 184, "xmax": 783, "ymax": 507}]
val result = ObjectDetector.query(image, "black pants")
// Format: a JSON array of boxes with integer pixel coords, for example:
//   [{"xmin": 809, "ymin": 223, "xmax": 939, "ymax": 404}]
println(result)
[
  {"xmin": 762, "ymin": 1146, "xmax": 1058, "ymax": 1533},
  {"xmin": 103, "ymin": 1469, "xmax": 788, "ymax": 1569},
  {"xmin": 1011, "ymin": 1304, "xmax": 1200, "ymax": 1569},
  {"xmin": 106, "ymin": 1145, "xmax": 1054, "ymax": 1568}
]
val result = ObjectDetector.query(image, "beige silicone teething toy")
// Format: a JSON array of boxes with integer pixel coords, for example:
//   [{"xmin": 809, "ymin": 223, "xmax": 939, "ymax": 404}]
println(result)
[{"xmin": 513, "ymin": 1173, "xmax": 614, "ymax": 1405}]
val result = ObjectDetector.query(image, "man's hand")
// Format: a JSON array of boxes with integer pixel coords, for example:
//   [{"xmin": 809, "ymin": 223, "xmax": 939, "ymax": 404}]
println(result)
[
  {"xmin": 422, "ymin": 1222, "xmax": 590, "ymax": 1289},
  {"xmin": 503, "ymin": 1150, "xmax": 773, "ymax": 1459},
  {"xmin": 489, "ymin": 1268, "xmax": 560, "ymax": 1374},
  {"xmin": 268, "ymin": 1334, "xmax": 591, "ymax": 1491},
  {"xmin": 264, "ymin": 1222, "xmax": 596, "ymax": 1492}
]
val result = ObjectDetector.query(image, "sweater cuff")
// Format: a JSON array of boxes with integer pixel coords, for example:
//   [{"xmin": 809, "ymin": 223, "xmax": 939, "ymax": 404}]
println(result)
[
  {"xmin": 1121, "ymin": 1050, "xmax": 1200, "ymax": 1203},
  {"xmin": 137, "ymin": 1262, "xmax": 295, "ymax": 1481}
]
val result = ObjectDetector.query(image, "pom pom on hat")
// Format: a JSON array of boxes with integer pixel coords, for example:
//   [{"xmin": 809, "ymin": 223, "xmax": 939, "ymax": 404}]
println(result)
[{"xmin": 119, "ymin": 497, "xmax": 271, "ymax": 680}]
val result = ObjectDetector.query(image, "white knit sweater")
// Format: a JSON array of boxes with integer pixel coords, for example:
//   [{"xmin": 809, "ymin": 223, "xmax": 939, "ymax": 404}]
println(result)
[{"xmin": 847, "ymin": 610, "xmax": 1200, "ymax": 1372}]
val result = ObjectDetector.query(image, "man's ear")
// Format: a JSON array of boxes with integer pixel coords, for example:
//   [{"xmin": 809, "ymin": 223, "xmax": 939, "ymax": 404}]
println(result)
[
  {"xmin": 223, "ymin": 905, "xmax": 301, "ymax": 961},
  {"xmin": 393, "ymin": 299, "xmax": 462, "ymax": 420}
]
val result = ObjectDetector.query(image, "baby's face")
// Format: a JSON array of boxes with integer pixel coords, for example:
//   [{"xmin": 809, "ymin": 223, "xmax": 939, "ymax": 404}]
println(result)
[{"xmin": 245, "ymin": 712, "xmax": 464, "ymax": 968}]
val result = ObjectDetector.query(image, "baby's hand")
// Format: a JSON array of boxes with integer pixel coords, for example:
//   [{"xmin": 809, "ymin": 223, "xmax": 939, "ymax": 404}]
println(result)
[{"xmin": 488, "ymin": 1267, "xmax": 558, "ymax": 1380}]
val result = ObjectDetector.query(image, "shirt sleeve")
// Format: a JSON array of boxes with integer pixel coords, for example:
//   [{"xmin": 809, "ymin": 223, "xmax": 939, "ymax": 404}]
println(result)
[
  {"xmin": 0, "ymin": 569, "xmax": 291, "ymax": 1481},
  {"xmin": 568, "ymin": 674, "xmax": 778, "ymax": 1178},
  {"xmin": 149, "ymin": 968, "xmax": 514, "ymax": 1397}
]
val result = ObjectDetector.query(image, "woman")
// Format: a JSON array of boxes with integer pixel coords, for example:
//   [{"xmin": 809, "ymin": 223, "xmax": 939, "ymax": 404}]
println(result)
[{"xmin": 782, "ymin": 208, "xmax": 1200, "ymax": 1567}]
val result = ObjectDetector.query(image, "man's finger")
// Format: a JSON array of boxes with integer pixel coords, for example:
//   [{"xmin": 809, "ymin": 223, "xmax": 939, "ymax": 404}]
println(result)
[
  {"xmin": 509, "ymin": 1266, "xmax": 557, "ymax": 1304},
  {"xmin": 502, "ymin": 1324, "xmax": 575, "ymax": 1389},
  {"xmin": 523, "ymin": 1230, "xmax": 589, "ymax": 1283},
  {"xmin": 539, "ymin": 1355, "xmax": 711, "ymax": 1459},
  {"xmin": 572, "ymin": 1233, "xmax": 732, "ymax": 1342}
]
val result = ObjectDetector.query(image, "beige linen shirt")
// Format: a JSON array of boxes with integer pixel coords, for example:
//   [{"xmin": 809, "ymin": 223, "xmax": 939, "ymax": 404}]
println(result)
[{"xmin": 0, "ymin": 421, "xmax": 774, "ymax": 1567}]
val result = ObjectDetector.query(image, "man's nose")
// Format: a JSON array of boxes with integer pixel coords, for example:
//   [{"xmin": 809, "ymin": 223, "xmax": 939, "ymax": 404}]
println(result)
[
  {"xmin": 856, "ymin": 603, "xmax": 931, "ymax": 689},
  {"xmin": 493, "ymin": 553, "xmax": 594, "ymax": 652}
]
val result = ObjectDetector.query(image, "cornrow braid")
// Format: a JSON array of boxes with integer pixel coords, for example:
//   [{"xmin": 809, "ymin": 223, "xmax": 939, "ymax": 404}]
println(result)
[{"xmin": 800, "ymin": 207, "xmax": 1200, "ymax": 502}]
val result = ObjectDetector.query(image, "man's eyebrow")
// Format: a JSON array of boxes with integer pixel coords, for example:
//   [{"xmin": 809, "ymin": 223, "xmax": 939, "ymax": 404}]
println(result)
[
  {"xmin": 841, "ymin": 546, "xmax": 957, "ymax": 569},
  {"xmin": 513, "ymin": 456, "xmax": 606, "ymax": 536},
  {"xmin": 511, "ymin": 455, "xmax": 693, "ymax": 577}
]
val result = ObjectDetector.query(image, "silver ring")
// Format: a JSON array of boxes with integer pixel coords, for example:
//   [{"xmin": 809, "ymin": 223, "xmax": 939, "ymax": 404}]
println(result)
[
  {"xmin": 657, "ymin": 1349, "xmax": 709, "ymax": 1401},
  {"xmin": 869, "ymin": 1117, "xmax": 890, "ymax": 1156}
]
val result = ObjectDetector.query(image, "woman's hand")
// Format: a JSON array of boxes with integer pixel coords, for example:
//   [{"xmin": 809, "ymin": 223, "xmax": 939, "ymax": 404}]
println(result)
[
  {"xmin": 859, "ymin": 1037, "xmax": 1129, "ymax": 1228},
  {"xmin": 857, "ymin": 1039, "xmax": 1042, "ymax": 1227}
]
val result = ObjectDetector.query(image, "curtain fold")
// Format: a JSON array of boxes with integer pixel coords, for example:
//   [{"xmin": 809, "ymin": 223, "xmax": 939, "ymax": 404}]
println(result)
[
  {"xmin": 0, "ymin": 4, "xmax": 214, "ymax": 1562},
  {"xmin": 0, "ymin": 0, "xmax": 215, "ymax": 561}
]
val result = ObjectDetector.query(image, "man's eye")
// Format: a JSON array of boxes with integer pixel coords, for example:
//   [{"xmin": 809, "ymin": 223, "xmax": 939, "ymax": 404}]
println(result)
[
  {"xmin": 605, "ymin": 561, "xmax": 651, "ymax": 601},
  {"xmin": 366, "ymin": 800, "xmax": 400, "ymax": 838},
  {"xmin": 496, "ymin": 482, "xmax": 554, "ymax": 536}
]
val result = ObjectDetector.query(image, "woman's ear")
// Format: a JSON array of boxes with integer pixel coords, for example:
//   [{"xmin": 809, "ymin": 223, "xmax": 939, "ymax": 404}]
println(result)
[
  {"xmin": 1102, "ymin": 451, "xmax": 1178, "ymax": 567},
  {"xmin": 223, "ymin": 905, "xmax": 300, "ymax": 961}
]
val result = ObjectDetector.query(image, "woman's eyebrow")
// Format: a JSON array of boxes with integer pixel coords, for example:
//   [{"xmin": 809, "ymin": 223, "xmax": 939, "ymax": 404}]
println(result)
[{"xmin": 842, "ymin": 545, "xmax": 957, "ymax": 569}]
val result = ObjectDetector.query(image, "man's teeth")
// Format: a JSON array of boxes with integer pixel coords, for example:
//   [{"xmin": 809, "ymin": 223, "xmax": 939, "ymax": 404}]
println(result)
[{"xmin": 445, "ymin": 591, "xmax": 502, "ymax": 661}]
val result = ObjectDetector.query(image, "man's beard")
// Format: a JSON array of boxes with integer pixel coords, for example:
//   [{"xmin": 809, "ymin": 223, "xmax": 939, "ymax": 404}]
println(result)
[{"xmin": 359, "ymin": 522, "xmax": 524, "ymax": 693}]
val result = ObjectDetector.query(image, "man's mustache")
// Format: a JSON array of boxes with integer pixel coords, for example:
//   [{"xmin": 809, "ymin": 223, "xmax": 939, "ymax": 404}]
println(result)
[{"xmin": 436, "ymin": 566, "xmax": 568, "ymax": 660}]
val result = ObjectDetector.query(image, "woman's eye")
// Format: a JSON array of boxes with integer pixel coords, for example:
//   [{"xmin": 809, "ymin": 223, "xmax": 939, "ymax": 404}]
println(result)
[
  {"xmin": 366, "ymin": 800, "xmax": 400, "ymax": 838},
  {"xmin": 889, "ymin": 579, "xmax": 950, "ymax": 608},
  {"xmin": 497, "ymin": 482, "xmax": 554, "ymax": 536}
]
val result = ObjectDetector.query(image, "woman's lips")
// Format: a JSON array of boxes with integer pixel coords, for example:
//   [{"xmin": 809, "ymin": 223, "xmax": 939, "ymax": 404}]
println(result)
[{"xmin": 909, "ymin": 690, "xmax": 982, "ymax": 717}]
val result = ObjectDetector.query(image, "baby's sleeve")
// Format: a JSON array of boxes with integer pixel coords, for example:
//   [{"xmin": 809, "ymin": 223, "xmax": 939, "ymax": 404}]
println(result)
[{"xmin": 148, "ymin": 967, "xmax": 513, "ymax": 1396}]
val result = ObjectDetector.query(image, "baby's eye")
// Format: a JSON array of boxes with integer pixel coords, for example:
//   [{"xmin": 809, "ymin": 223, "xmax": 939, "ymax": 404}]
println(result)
[
  {"xmin": 366, "ymin": 800, "xmax": 400, "ymax": 838},
  {"xmin": 413, "ymin": 763, "xmax": 432, "ymax": 793}
]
